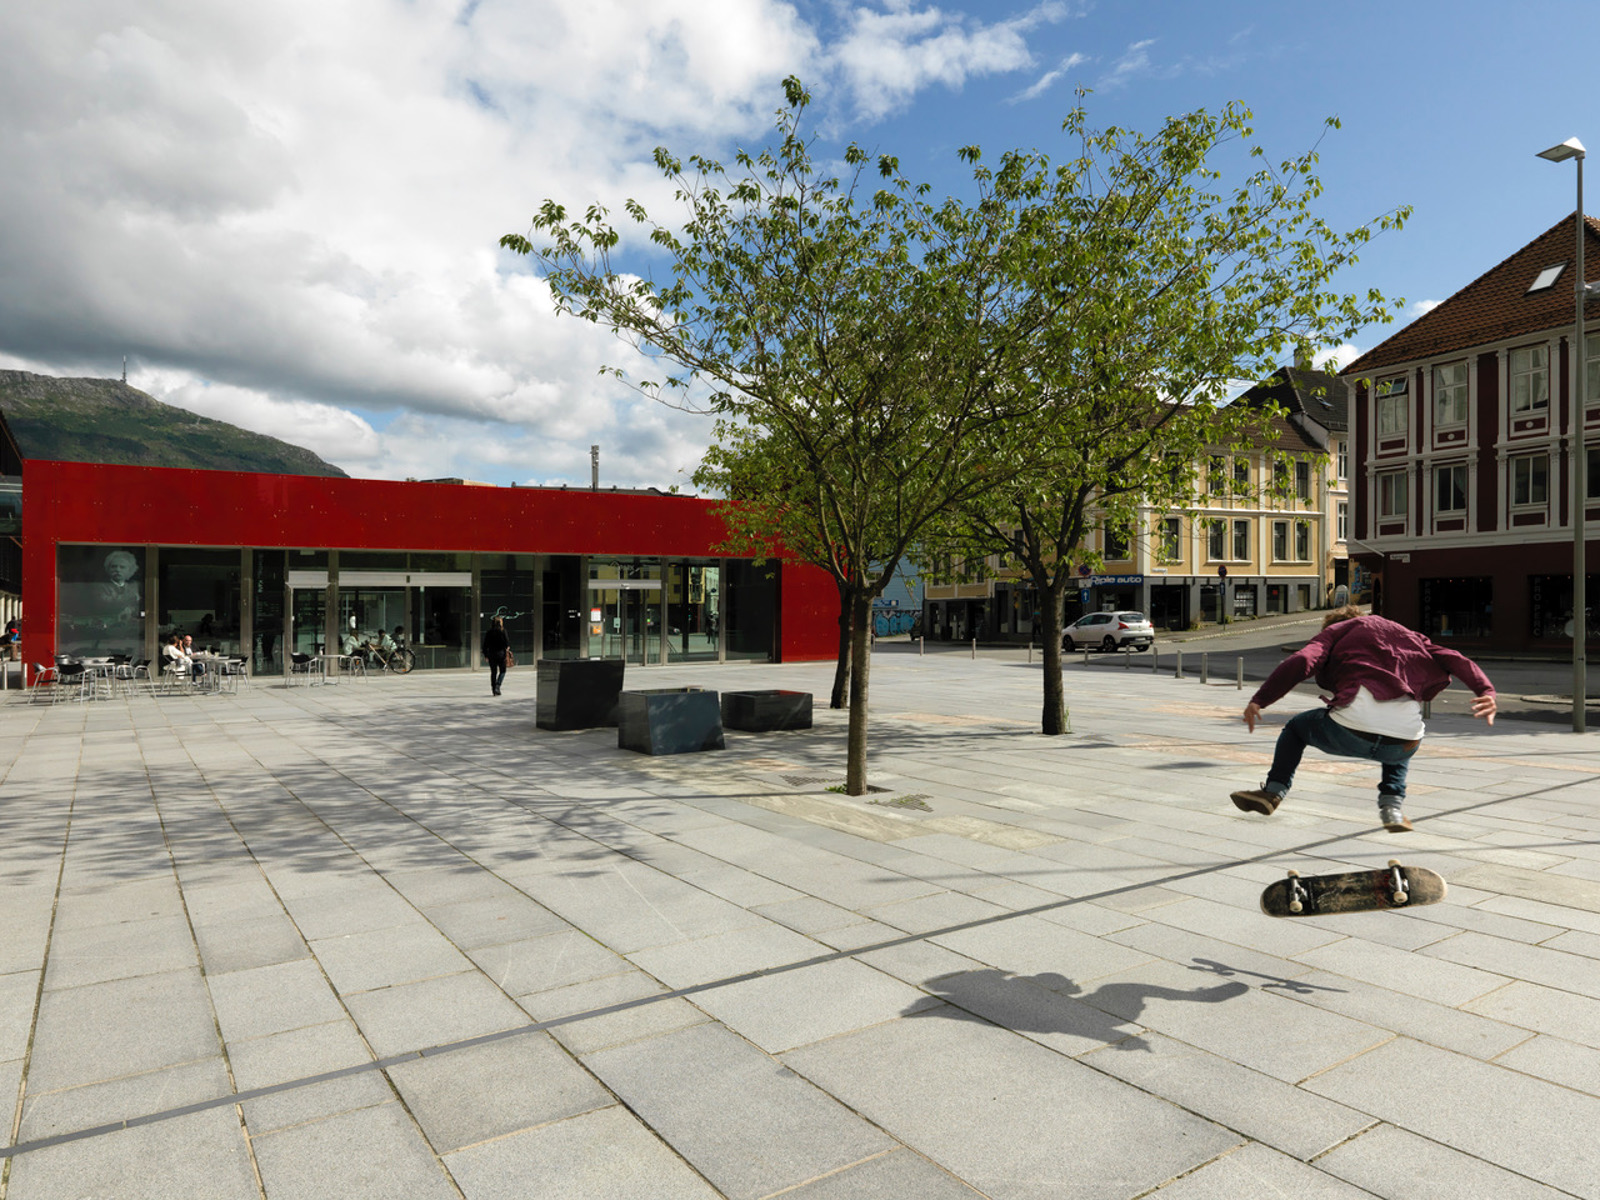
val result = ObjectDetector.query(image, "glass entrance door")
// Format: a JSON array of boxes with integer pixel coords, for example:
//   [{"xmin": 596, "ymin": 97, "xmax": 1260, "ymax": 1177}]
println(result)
[{"xmin": 289, "ymin": 588, "xmax": 326, "ymax": 657}]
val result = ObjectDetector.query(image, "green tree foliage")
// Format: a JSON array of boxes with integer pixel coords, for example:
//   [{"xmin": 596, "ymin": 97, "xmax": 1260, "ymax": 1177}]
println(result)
[
  {"xmin": 502, "ymin": 78, "xmax": 1066, "ymax": 794},
  {"xmin": 930, "ymin": 98, "xmax": 1408, "ymax": 734}
]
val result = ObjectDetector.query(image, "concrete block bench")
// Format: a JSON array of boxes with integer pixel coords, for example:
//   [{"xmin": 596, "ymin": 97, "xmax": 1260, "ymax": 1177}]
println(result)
[
  {"xmin": 537, "ymin": 658, "xmax": 625, "ymax": 730},
  {"xmin": 618, "ymin": 687, "xmax": 725, "ymax": 755},
  {"xmin": 720, "ymin": 689, "xmax": 813, "ymax": 732}
]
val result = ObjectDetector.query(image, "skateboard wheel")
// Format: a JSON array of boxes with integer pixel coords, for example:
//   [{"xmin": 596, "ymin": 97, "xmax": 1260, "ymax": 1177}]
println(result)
[{"xmin": 1289, "ymin": 900, "xmax": 1303, "ymax": 914}]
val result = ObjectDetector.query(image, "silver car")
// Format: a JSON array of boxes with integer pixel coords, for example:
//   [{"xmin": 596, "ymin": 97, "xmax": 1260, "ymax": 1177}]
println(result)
[{"xmin": 1063, "ymin": 610, "xmax": 1155, "ymax": 652}]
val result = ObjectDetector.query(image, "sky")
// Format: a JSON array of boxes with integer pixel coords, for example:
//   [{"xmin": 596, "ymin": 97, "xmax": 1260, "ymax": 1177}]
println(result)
[{"xmin": 3, "ymin": 0, "xmax": 1598, "ymax": 490}]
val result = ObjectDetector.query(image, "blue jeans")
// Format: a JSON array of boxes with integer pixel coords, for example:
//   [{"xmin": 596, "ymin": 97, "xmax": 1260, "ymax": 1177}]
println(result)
[{"xmin": 1266, "ymin": 708, "xmax": 1418, "ymax": 802}]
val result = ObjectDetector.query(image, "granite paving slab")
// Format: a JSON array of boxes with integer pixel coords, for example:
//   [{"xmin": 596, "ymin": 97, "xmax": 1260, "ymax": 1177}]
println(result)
[
  {"xmin": 250, "ymin": 1100, "xmax": 459, "ymax": 1200},
  {"xmin": 3, "ymin": 1108, "xmax": 259, "ymax": 1200},
  {"xmin": 1313, "ymin": 1121, "xmax": 1573, "ymax": 1200},
  {"xmin": 782, "ymin": 1008, "xmax": 1241, "ymax": 1200}
]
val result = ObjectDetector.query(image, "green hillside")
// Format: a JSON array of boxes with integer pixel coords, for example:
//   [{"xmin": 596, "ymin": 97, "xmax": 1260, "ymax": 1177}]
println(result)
[{"xmin": 0, "ymin": 370, "xmax": 348, "ymax": 477}]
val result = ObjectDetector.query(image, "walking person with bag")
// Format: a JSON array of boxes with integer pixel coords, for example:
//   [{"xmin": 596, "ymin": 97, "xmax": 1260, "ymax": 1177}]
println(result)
[
  {"xmin": 1230, "ymin": 606, "xmax": 1496, "ymax": 832},
  {"xmin": 482, "ymin": 616, "xmax": 512, "ymax": 696}
]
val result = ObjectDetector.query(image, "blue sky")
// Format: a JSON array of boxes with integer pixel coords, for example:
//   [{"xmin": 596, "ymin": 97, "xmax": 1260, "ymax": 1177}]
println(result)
[{"xmin": 2, "ymin": 0, "xmax": 1596, "ymax": 487}]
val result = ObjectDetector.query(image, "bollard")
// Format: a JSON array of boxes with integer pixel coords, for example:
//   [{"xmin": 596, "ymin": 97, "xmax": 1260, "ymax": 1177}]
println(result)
[
  {"xmin": 919, "ymin": 635, "xmax": 924, "ymax": 656},
  {"xmin": 1152, "ymin": 649, "xmax": 1159, "ymax": 674},
  {"xmin": 1125, "ymin": 646, "xmax": 1131, "ymax": 670},
  {"xmin": 1422, "ymin": 699, "xmax": 1431, "ymax": 719},
  {"xmin": 1175, "ymin": 649, "xmax": 1183, "ymax": 679},
  {"xmin": 1083, "ymin": 645, "xmax": 1090, "ymax": 666},
  {"xmin": 971, "ymin": 637, "xmax": 977, "ymax": 660},
  {"xmin": 1028, "ymin": 642, "xmax": 1033, "ymax": 664},
  {"xmin": 1237, "ymin": 657, "xmax": 1244, "ymax": 690},
  {"xmin": 1201, "ymin": 652, "xmax": 1208, "ymax": 685}
]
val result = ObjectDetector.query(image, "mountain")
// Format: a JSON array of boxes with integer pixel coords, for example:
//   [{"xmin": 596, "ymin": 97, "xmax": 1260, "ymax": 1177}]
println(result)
[{"xmin": 0, "ymin": 371, "xmax": 348, "ymax": 478}]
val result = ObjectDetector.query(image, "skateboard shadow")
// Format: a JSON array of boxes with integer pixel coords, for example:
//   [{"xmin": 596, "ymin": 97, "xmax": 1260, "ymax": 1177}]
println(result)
[{"xmin": 911, "ymin": 968, "xmax": 1248, "ymax": 1053}]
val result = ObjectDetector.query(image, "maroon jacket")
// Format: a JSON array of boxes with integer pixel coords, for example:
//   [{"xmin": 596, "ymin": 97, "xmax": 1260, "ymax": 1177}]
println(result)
[{"xmin": 1252, "ymin": 615, "xmax": 1495, "ymax": 712}]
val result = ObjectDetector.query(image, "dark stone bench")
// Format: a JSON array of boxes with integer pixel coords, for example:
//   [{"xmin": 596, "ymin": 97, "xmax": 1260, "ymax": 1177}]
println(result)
[
  {"xmin": 537, "ymin": 659, "xmax": 625, "ymax": 730},
  {"xmin": 618, "ymin": 687, "xmax": 725, "ymax": 755},
  {"xmin": 720, "ymin": 689, "xmax": 813, "ymax": 732}
]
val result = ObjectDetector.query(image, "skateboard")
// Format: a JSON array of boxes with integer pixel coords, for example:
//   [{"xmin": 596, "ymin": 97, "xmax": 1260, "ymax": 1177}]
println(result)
[{"xmin": 1260, "ymin": 860, "xmax": 1446, "ymax": 918}]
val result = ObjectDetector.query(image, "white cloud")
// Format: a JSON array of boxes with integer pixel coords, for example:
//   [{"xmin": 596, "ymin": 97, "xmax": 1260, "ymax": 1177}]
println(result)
[
  {"xmin": 1407, "ymin": 299, "xmax": 1443, "ymax": 319},
  {"xmin": 1320, "ymin": 343, "xmax": 1365, "ymax": 371},
  {"xmin": 1010, "ymin": 52, "xmax": 1088, "ymax": 103},
  {"xmin": 1098, "ymin": 38, "xmax": 1156, "ymax": 91},
  {"xmin": 830, "ymin": 1, "xmax": 1072, "ymax": 120}
]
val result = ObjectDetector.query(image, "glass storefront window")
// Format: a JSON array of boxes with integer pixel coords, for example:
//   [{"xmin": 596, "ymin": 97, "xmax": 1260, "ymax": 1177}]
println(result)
[
  {"xmin": 724, "ymin": 560, "xmax": 776, "ymax": 662},
  {"xmin": 1420, "ymin": 576, "xmax": 1491, "ymax": 640},
  {"xmin": 543, "ymin": 556, "xmax": 583, "ymax": 659},
  {"xmin": 254, "ymin": 550, "xmax": 285, "ymax": 673},
  {"xmin": 160, "ymin": 549, "xmax": 242, "ymax": 655},
  {"xmin": 1530, "ymin": 574, "xmax": 1599, "ymax": 641},
  {"xmin": 588, "ymin": 558, "xmax": 663, "ymax": 664},
  {"xmin": 666, "ymin": 562, "xmax": 721, "ymax": 662},
  {"xmin": 58, "ymin": 545, "xmax": 146, "ymax": 658},
  {"xmin": 481, "ymin": 557, "xmax": 538, "ymax": 662}
]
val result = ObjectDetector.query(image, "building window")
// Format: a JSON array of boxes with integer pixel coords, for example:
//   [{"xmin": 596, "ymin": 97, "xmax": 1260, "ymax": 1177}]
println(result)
[
  {"xmin": 1206, "ymin": 519, "xmax": 1225, "ymax": 560},
  {"xmin": 1588, "ymin": 332, "xmax": 1600, "ymax": 406},
  {"xmin": 1337, "ymin": 502, "xmax": 1348, "ymax": 542},
  {"xmin": 1232, "ymin": 519, "xmax": 1250, "ymax": 560},
  {"xmin": 1208, "ymin": 456, "xmax": 1227, "ymax": 496},
  {"xmin": 1434, "ymin": 361, "xmax": 1469, "ymax": 426},
  {"xmin": 1435, "ymin": 463, "xmax": 1468, "ymax": 514},
  {"xmin": 1232, "ymin": 458, "xmax": 1250, "ymax": 494},
  {"xmin": 1589, "ymin": 446, "xmax": 1600, "ymax": 501},
  {"xmin": 1511, "ymin": 454, "xmax": 1548, "ymax": 506},
  {"xmin": 1158, "ymin": 517, "xmax": 1182, "ymax": 562},
  {"xmin": 1336, "ymin": 441, "xmax": 1348, "ymax": 481},
  {"xmin": 1376, "ymin": 377, "xmax": 1409, "ymax": 436},
  {"xmin": 1272, "ymin": 520, "xmax": 1289, "ymax": 562},
  {"xmin": 1378, "ymin": 470, "xmax": 1408, "ymax": 518},
  {"xmin": 1510, "ymin": 345, "xmax": 1549, "ymax": 413},
  {"xmin": 1294, "ymin": 520, "xmax": 1311, "ymax": 562},
  {"xmin": 1104, "ymin": 521, "xmax": 1130, "ymax": 561},
  {"xmin": 1295, "ymin": 459, "xmax": 1311, "ymax": 503}
]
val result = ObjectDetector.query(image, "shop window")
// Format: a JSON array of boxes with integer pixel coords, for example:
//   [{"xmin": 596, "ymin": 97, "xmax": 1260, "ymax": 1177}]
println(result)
[
  {"xmin": 254, "ymin": 550, "xmax": 285, "ymax": 672},
  {"xmin": 160, "ymin": 548, "xmax": 241, "ymax": 655},
  {"xmin": 57, "ymin": 545, "xmax": 146, "ymax": 659},
  {"xmin": 1510, "ymin": 345, "xmax": 1549, "ymax": 413},
  {"xmin": 724, "ymin": 559, "xmax": 776, "ymax": 661},
  {"xmin": 1435, "ymin": 463, "xmax": 1468, "ymax": 513},
  {"xmin": 1420, "ymin": 576, "xmax": 1492, "ymax": 639},
  {"xmin": 1433, "ymin": 361, "xmax": 1469, "ymax": 426},
  {"xmin": 1511, "ymin": 454, "xmax": 1548, "ymax": 506},
  {"xmin": 1531, "ymin": 573, "xmax": 1600, "ymax": 640}
]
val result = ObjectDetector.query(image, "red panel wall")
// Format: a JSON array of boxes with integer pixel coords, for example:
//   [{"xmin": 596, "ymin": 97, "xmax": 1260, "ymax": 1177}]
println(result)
[{"xmin": 23, "ymin": 459, "xmax": 835, "ymax": 666}]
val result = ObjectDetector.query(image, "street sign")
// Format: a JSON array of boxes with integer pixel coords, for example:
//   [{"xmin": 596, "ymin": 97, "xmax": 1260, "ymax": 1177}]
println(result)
[{"xmin": 1218, "ymin": 565, "xmax": 1228, "ymax": 578}]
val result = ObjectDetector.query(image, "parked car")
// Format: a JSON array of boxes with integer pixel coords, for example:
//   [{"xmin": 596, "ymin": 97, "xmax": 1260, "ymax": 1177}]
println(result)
[{"xmin": 1063, "ymin": 610, "xmax": 1155, "ymax": 652}]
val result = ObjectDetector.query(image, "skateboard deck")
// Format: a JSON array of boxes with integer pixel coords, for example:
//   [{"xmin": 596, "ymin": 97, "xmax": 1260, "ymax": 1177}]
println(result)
[{"xmin": 1261, "ymin": 860, "xmax": 1446, "ymax": 918}]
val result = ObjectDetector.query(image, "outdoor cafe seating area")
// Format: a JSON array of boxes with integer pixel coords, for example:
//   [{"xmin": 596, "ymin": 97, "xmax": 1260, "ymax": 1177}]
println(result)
[{"xmin": 25, "ymin": 651, "xmax": 251, "ymax": 703}]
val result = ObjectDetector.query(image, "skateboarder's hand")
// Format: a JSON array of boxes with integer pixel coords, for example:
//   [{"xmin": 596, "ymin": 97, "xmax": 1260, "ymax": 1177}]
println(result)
[
  {"xmin": 1471, "ymin": 693, "xmax": 1497, "ymax": 725},
  {"xmin": 1242, "ymin": 702, "xmax": 1262, "ymax": 732}
]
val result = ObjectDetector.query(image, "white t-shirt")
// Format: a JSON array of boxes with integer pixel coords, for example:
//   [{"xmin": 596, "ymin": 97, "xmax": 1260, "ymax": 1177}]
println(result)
[{"xmin": 1330, "ymin": 685, "xmax": 1425, "ymax": 740}]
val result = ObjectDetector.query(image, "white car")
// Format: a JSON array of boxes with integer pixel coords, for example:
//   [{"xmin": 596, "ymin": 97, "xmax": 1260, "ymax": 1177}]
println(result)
[{"xmin": 1063, "ymin": 610, "xmax": 1155, "ymax": 652}]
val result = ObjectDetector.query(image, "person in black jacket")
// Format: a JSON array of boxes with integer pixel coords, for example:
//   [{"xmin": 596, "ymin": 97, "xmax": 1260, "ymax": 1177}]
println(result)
[{"xmin": 481, "ymin": 616, "xmax": 511, "ymax": 696}]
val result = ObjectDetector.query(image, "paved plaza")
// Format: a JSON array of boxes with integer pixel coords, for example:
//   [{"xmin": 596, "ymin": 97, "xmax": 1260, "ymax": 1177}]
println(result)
[{"xmin": 3, "ymin": 648, "xmax": 1600, "ymax": 1198}]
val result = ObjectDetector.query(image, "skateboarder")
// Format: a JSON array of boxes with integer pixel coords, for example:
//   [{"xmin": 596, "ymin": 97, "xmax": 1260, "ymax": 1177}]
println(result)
[{"xmin": 1230, "ymin": 606, "xmax": 1496, "ymax": 832}]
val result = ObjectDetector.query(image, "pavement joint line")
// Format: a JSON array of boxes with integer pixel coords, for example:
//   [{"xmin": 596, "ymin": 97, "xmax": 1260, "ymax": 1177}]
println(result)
[{"xmin": 3, "ymin": 769, "xmax": 1588, "ymax": 1164}]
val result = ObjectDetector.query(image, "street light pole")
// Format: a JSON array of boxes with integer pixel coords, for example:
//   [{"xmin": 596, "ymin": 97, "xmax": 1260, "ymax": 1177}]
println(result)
[{"xmin": 1538, "ymin": 137, "xmax": 1589, "ymax": 732}]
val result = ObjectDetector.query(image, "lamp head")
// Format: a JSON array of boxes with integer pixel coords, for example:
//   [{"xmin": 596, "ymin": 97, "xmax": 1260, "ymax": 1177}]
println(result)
[{"xmin": 1538, "ymin": 137, "xmax": 1587, "ymax": 162}]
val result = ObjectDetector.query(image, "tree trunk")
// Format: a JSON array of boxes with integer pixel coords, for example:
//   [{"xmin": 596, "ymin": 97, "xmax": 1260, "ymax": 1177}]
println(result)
[
  {"xmin": 830, "ymin": 584, "xmax": 851, "ymax": 709},
  {"xmin": 1038, "ymin": 580, "xmax": 1071, "ymax": 735},
  {"xmin": 844, "ymin": 589, "xmax": 873, "ymax": 795}
]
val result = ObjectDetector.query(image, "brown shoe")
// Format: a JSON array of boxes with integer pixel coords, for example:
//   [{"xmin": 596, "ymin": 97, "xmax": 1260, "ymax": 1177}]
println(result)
[{"xmin": 1231, "ymin": 787, "xmax": 1282, "ymax": 816}]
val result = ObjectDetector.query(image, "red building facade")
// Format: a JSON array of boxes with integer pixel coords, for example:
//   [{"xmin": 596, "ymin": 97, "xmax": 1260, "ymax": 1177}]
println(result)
[
  {"xmin": 22, "ymin": 458, "xmax": 837, "ymax": 677},
  {"xmin": 1345, "ymin": 215, "xmax": 1600, "ymax": 651}
]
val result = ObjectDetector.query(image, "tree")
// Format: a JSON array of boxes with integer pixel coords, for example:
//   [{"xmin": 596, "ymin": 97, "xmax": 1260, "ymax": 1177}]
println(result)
[
  {"xmin": 930, "ymin": 99, "xmax": 1407, "ymax": 734},
  {"xmin": 502, "ymin": 78, "xmax": 1064, "ymax": 794}
]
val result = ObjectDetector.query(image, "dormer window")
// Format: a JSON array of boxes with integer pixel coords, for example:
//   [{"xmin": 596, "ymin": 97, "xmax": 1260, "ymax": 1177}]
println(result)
[{"xmin": 1528, "ymin": 263, "xmax": 1566, "ymax": 293}]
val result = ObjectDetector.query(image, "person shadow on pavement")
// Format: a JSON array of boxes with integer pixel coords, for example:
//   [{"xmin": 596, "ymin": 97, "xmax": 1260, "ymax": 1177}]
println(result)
[{"xmin": 911, "ymin": 968, "xmax": 1248, "ymax": 1053}]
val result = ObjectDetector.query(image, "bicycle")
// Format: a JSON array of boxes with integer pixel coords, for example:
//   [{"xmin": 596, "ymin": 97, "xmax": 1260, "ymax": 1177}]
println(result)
[{"xmin": 357, "ymin": 637, "xmax": 415, "ymax": 674}]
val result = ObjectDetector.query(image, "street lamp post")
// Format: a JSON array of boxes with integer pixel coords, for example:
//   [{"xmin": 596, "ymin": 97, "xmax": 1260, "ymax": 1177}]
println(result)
[{"xmin": 1538, "ymin": 137, "xmax": 1589, "ymax": 732}]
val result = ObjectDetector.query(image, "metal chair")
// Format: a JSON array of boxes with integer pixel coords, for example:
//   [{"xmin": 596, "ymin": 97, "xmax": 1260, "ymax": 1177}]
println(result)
[{"xmin": 28, "ymin": 662, "xmax": 58, "ymax": 704}]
